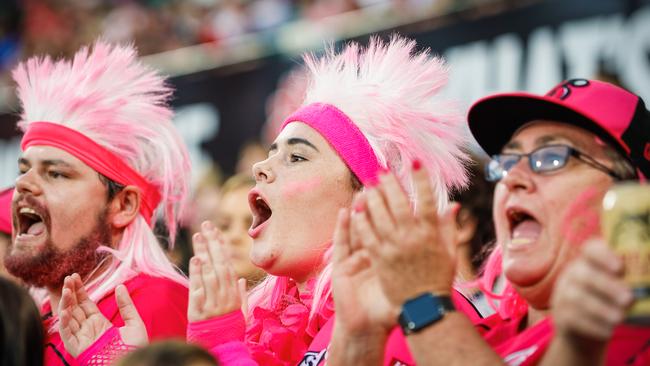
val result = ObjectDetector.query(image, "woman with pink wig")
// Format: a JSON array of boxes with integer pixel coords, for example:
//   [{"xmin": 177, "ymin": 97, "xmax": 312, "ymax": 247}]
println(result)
[
  {"xmin": 183, "ymin": 35, "xmax": 476, "ymax": 365},
  {"xmin": 61, "ymin": 35, "xmax": 475, "ymax": 365},
  {"xmin": 7, "ymin": 41, "xmax": 191, "ymax": 365}
]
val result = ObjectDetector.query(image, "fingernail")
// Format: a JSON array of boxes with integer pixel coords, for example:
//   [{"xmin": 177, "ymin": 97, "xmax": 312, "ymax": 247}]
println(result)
[
  {"xmin": 353, "ymin": 200, "xmax": 365, "ymax": 213},
  {"xmin": 412, "ymin": 159, "xmax": 422, "ymax": 171}
]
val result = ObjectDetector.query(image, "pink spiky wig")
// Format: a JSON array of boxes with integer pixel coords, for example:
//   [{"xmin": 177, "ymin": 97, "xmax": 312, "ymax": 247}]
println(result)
[
  {"xmin": 248, "ymin": 36, "xmax": 470, "ymax": 324},
  {"xmin": 12, "ymin": 41, "xmax": 190, "ymax": 313}
]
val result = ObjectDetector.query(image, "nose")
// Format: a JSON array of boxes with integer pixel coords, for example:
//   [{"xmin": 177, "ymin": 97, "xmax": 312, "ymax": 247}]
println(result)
[
  {"xmin": 15, "ymin": 169, "xmax": 43, "ymax": 197},
  {"xmin": 500, "ymin": 158, "xmax": 535, "ymax": 193},
  {"xmin": 252, "ymin": 158, "xmax": 275, "ymax": 183}
]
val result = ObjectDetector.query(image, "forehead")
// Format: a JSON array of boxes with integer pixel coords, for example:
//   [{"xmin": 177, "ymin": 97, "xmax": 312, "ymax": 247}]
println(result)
[
  {"xmin": 505, "ymin": 120, "xmax": 601, "ymax": 152},
  {"xmin": 275, "ymin": 122, "xmax": 329, "ymax": 147},
  {"xmin": 20, "ymin": 145, "xmax": 92, "ymax": 171}
]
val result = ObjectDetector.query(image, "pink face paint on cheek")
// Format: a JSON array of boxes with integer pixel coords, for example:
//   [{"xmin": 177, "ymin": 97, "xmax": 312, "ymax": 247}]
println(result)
[
  {"xmin": 281, "ymin": 177, "xmax": 323, "ymax": 199},
  {"xmin": 561, "ymin": 187, "xmax": 602, "ymax": 246}
]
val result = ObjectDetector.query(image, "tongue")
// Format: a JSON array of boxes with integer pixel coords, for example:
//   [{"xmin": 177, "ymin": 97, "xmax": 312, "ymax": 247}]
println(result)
[
  {"xmin": 511, "ymin": 219, "xmax": 541, "ymax": 245},
  {"xmin": 27, "ymin": 221, "xmax": 45, "ymax": 236}
]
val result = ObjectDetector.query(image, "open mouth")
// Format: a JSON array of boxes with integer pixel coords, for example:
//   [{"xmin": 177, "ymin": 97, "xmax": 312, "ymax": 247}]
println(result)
[
  {"xmin": 16, "ymin": 206, "xmax": 46, "ymax": 238},
  {"xmin": 248, "ymin": 190, "xmax": 272, "ymax": 238},
  {"xmin": 506, "ymin": 207, "xmax": 541, "ymax": 246}
]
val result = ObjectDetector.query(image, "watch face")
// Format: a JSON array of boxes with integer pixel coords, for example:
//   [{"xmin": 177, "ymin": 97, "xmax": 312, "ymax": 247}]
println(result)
[{"xmin": 399, "ymin": 293, "xmax": 444, "ymax": 333}]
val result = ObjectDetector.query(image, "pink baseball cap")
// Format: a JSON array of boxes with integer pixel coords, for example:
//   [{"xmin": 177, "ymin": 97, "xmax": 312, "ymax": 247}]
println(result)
[
  {"xmin": 0, "ymin": 188, "xmax": 12, "ymax": 235},
  {"xmin": 468, "ymin": 79, "xmax": 650, "ymax": 179}
]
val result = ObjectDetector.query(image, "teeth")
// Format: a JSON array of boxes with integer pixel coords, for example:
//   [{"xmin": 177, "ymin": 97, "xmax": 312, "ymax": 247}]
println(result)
[{"xmin": 20, "ymin": 207, "xmax": 38, "ymax": 216}]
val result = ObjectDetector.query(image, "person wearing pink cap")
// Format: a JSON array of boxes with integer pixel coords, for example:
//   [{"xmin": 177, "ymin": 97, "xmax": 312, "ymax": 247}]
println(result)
[
  {"xmin": 334, "ymin": 78, "xmax": 650, "ymax": 365},
  {"xmin": 5, "ymin": 41, "xmax": 191, "ymax": 365}
]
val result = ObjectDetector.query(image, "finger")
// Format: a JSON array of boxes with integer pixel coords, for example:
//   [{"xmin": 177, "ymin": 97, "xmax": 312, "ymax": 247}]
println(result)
[
  {"xmin": 332, "ymin": 208, "xmax": 352, "ymax": 264},
  {"xmin": 59, "ymin": 288, "xmax": 81, "ymax": 334},
  {"xmin": 350, "ymin": 208, "xmax": 382, "ymax": 256},
  {"xmin": 349, "ymin": 194, "xmax": 366, "ymax": 252},
  {"xmin": 192, "ymin": 231, "xmax": 211, "ymax": 262},
  {"xmin": 410, "ymin": 159, "xmax": 439, "ymax": 224},
  {"xmin": 188, "ymin": 257, "xmax": 206, "ymax": 316},
  {"xmin": 365, "ymin": 187, "xmax": 397, "ymax": 239},
  {"xmin": 195, "ymin": 234, "xmax": 219, "ymax": 306},
  {"xmin": 572, "ymin": 260, "xmax": 633, "ymax": 308},
  {"xmin": 115, "ymin": 285, "xmax": 144, "ymax": 327},
  {"xmin": 59, "ymin": 308, "xmax": 78, "ymax": 340},
  {"xmin": 203, "ymin": 223, "xmax": 232, "ymax": 283},
  {"xmin": 71, "ymin": 274, "xmax": 101, "ymax": 317},
  {"xmin": 377, "ymin": 171, "xmax": 411, "ymax": 224},
  {"xmin": 439, "ymin": 203, "xmax": 460, "ymax": 258},
  {"xmin": 582, "ymin": 239, "xmax": 625, "ymax": 275}
]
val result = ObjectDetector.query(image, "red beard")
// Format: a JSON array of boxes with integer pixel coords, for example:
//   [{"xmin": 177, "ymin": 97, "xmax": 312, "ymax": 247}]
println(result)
[{"xmin": 5, "ymin": 210, "xmax": 111, "ymax": 289}]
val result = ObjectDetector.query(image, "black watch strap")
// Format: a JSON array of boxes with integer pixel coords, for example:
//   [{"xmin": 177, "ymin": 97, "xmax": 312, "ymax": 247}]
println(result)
[{"xmin": 398, "ymin": 292, "xmax": 455, "ymax": 335}]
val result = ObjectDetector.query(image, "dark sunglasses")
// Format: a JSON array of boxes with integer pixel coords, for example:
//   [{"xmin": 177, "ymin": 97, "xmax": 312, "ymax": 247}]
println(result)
[{"xmin": 486, "ymin": 144, "xmax": 623, "ymax": 182}]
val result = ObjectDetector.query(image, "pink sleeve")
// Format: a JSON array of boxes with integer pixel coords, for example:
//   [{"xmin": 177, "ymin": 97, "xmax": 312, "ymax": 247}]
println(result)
[
  {"xmin": 211, "ymin": 341, "xmax": 258, "ymax": 366},
  {"xmin": 76, "ymin": 327, "xmax": 136, "ymax": 366},
  {"xmin": 187, "ymin": 309, "xmax": 247, "ymax": 350}
]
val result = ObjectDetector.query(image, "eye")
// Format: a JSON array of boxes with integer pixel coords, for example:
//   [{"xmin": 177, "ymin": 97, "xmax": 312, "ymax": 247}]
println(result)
[
  {"xmin": 290, "ymin": 154, "xmax": 307, "ymax": 163},
  {"xmin": 48, "ymin": 170, "xmax": 67, "ymax": 179}
]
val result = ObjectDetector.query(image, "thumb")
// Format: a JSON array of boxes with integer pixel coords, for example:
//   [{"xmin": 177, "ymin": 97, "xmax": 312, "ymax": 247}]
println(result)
[{"xmin": 115, "ymin": 285, "xmax": 143, "ymax": 327}]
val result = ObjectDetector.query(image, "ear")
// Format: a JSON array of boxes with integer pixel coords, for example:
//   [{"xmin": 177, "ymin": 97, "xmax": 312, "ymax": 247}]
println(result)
[
  {"xmin": 455, "ymin": 208, "xmax": 478, "ymax": 247},
  {"xmin": 108, "ymin": 186, "xmax": 141, "ymax": 229}
]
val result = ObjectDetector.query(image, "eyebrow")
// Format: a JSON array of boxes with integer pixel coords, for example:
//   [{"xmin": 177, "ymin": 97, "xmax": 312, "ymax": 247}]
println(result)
[
  {"xmin": 269, "ymin": 138, "xmax": 320, "ymax": 152},
  {"xmin": 18, "ymin": 157, "xmax": 75, "ymax": 168},
  {"xmin": 503, "ymin": 135, "xmax": 577, "ymax": 151}
]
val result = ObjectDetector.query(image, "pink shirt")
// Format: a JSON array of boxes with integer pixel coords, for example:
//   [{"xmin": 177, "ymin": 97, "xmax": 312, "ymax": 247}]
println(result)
[
  {"xmin": 478, "ymin": 312, "xmax": 650, "ymax": 365},
  {"xmin": 42, "ymin": 274, "xmax": 188, "ymax": 366},
  {"xmin": 190, "ymin": 290, "xmax": 481, "ymax": 365}
]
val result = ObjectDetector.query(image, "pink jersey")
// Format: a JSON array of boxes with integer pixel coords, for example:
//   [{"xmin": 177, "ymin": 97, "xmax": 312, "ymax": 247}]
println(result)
[
  {"xmin": 191, "ymin": 289, "xmax": 481, "ymax": 366},
  {"xmin": 42, "ymin": 274, "xmax": 188, "ymax": 366},
  {"xmin": 299, "ymin": 290, "xmax": 482, "ymax": 366},
  {"xmin": 478, "ymin": 312, "xmax": 650, "ymax": 365}
]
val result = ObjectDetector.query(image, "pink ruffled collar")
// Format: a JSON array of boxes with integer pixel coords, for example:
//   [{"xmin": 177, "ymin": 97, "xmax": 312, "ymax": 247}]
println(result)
[{"xmin": 245, "ymin": 278, "xmax": 334, "ymax": 366}]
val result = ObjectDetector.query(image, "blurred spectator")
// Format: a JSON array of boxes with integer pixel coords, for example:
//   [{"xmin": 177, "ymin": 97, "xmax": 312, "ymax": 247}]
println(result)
[
  {"xmin": 114, "ymin": 340, "xmax": 219, "ymax": 366},
  {"xmin": 235, "ymin": 140, "xmax": 267, "ymax": 176},
  {"xmin": 0, "ymin": 276, "xmax": 44, "ymax": 366},
  {"xmin": 214, "ymin": 174, "xmax": 266, "ymax": 288},
  {"xmin": 450, "ymin": 157, "xmax": 496, "ymax": 282}
]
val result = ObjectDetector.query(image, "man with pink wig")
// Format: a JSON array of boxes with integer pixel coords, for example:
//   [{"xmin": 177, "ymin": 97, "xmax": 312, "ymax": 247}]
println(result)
[{"xmin": 5, "ymin": 41, "xmax": 191, "ymax": 365}]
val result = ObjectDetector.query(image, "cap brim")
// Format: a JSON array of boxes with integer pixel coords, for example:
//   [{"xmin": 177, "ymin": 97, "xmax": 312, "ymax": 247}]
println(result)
[{"xmin": 468, "ymin": 93, "xmax": 625, "ymax": 156}]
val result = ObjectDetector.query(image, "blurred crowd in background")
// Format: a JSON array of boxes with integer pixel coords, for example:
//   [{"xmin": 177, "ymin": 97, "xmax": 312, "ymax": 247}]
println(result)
[{"xmin": 0, "ymin": 0, "xmax": 492, "ymax": 80}]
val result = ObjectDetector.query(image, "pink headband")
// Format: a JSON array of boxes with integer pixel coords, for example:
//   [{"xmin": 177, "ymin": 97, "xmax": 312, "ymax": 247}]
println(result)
[
  {"xmin": 21, "ymin": 122, "xmax": 161, "ymax": 225},
  {"xmin": 282, "ymin": 103, "xmax": 382, "ymax": 186}
]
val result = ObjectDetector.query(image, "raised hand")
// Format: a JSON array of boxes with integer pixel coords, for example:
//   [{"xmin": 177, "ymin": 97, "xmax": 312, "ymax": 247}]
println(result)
[
  {"xmin": 59, "ymin": 273, "xmax": 148, "ymax": 358},
  {"xmin": 354, "ymin": 162, "xmax": 458, "ymax": 307},
  {"xmin": 551, "ymin": 239, "xmax": 633, "ymax": 342},
  {"xmin": 188, "ymin": 221, "xmax": 242, "ymax": 322},
  {"xmin": 328, "ymin": 206, "xmax": 397, "ymax": 366},
  {"xmin": 331, "ymin": 206, "xmax": 398, "ymax": 336}
]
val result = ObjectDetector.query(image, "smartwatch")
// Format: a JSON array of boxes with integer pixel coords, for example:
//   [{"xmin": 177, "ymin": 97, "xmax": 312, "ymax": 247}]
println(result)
[{"xmin": 398, "ymin": 292, "xmax": 455, "ymax": 335}]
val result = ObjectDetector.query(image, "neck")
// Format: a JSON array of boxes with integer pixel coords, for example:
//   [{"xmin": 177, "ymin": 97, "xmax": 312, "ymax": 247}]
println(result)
[
  {"xmin": 47, "ymin": 258, "xmax": 112, "ymax": 316},
  {"xmin": 526, "ymin": 306, "xmax": 549, "ymax": 328},
  {"xmin": 456, "ymin": 244, "xmax": 477, "ymax": 284}
]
